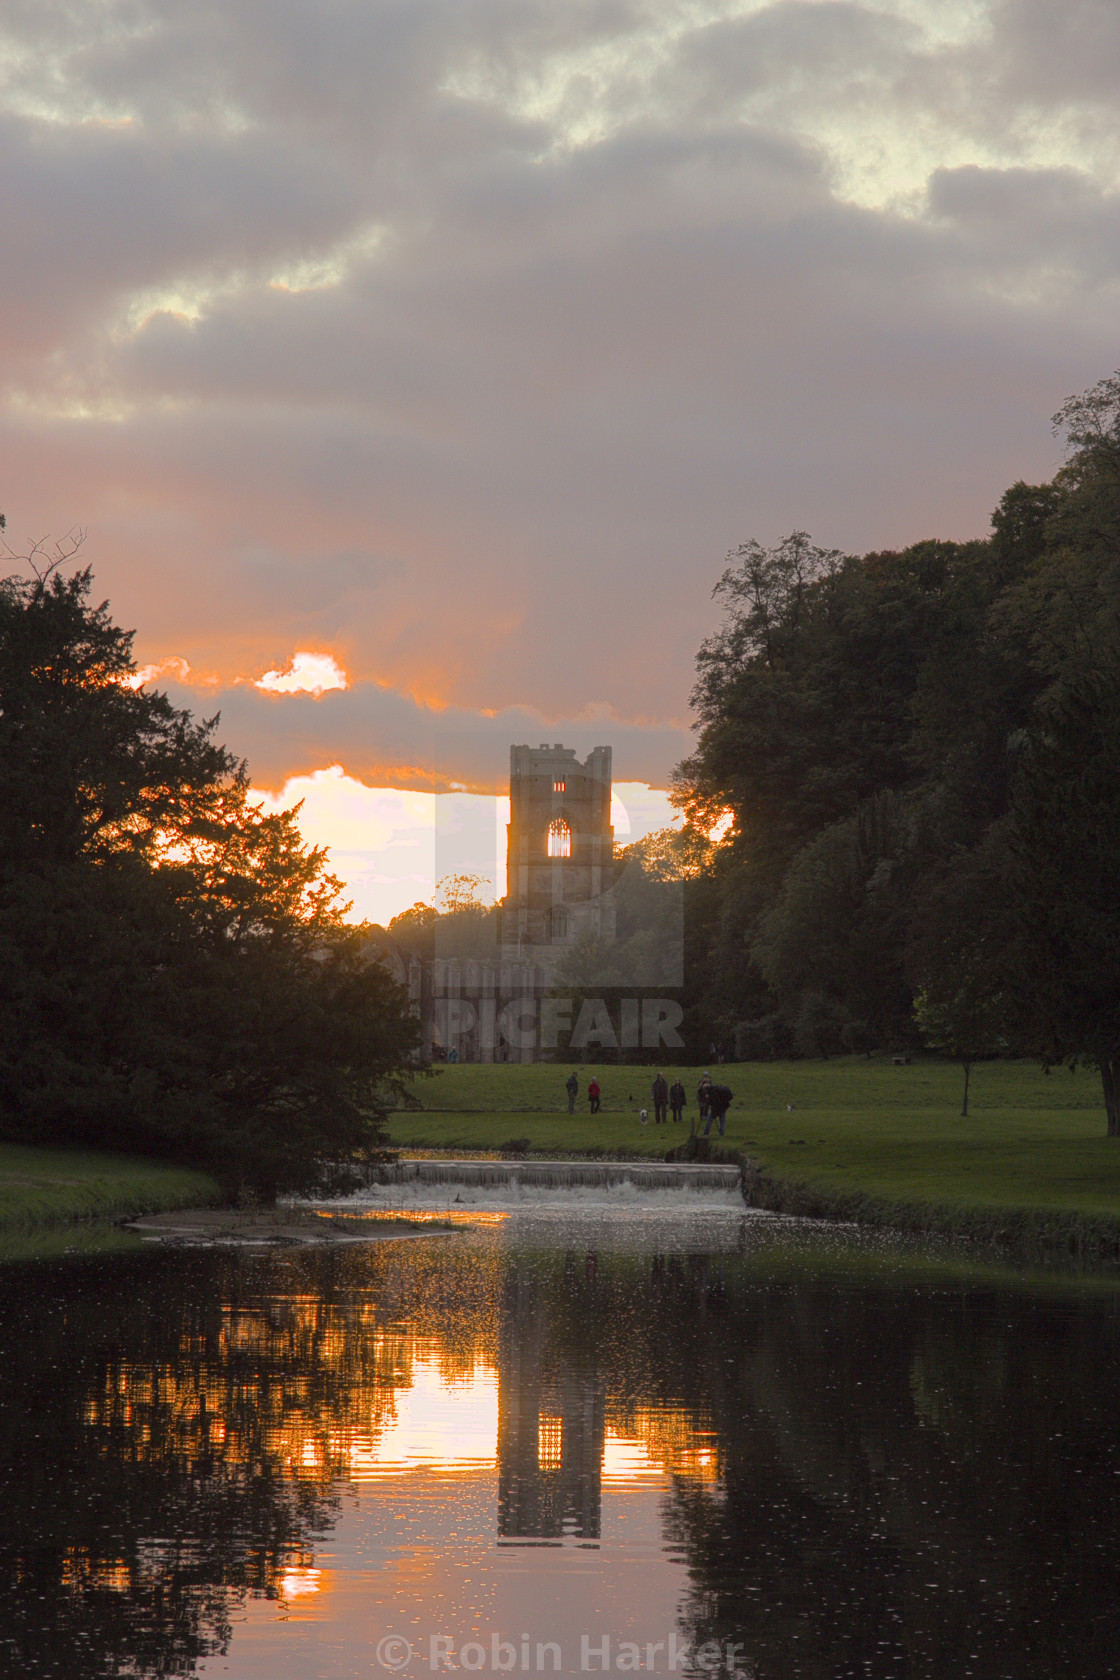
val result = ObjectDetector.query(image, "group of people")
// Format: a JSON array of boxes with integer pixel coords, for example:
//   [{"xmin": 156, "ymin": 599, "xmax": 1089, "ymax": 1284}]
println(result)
[
  {"xmin": 567, "ymin": 1071, "xmax": 601, "ymax": 1113},
  {"xmin": 647, "ymin": 1071, "xmax": 685, "ymax": 1124},
  {"xmin": 563, "ymin": 1070, "xmax": 734, "ymax": 1135}
]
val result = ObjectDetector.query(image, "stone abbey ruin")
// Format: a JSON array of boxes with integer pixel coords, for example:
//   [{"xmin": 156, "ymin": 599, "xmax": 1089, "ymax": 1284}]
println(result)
[{"xmin": 369, "ymin": 743, "xmax": 619, "ymax": 1062}]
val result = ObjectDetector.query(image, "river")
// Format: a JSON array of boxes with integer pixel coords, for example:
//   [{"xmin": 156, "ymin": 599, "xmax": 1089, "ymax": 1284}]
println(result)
[{"xmin": 0, "ymin": 1202, "xmax": 1116, "ymax": 1678}]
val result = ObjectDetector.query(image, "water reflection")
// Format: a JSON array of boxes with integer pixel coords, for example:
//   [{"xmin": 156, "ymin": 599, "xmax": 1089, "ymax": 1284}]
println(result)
[
  {"xmin": 499, "ymin": 1264, "xmax": 605, "ymax": 1544},
  {"xmin": 0, "ymin": 1221, "xmax": 1115, "ymax": 1678}
]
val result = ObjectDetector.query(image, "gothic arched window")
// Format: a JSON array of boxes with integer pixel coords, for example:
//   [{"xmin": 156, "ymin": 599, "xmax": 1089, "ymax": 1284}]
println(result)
[{"xmin": 547, "ymin": 819, "xmax": 571, "ymax": 859}]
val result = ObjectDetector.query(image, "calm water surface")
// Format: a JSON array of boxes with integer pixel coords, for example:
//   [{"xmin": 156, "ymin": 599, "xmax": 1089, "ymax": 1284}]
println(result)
[{"xmin": 0, "ymin": 1207, "xmax": 1117, "ymax": 1679}]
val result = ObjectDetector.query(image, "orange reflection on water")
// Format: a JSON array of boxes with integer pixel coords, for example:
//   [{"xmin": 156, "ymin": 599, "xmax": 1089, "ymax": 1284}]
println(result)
[
  {"xmin": 60, "ymin": 1554, "xmax": 133, "ymax": 1594},
  {"xmin": 341, "ymin": 1339, "xmax": 499, "ymax": 1478},
  {"xmin": 602, "ymin": 1428, "xmax": 664, "ymax": 1482},
  {"xmin": 316, "ymin": 1209, "xmax": 510, "ymax": 1226},
  {"xmin": 278, "ymin": 1567, "xmax": 322, "ymax": 1598},
  {"xmin": 604, "ymin": 1407, "xmax": 720, "ymax": 1484}
]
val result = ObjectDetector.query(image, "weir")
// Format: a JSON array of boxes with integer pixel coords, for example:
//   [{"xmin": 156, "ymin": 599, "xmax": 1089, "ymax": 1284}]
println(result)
[{"xmin": 377, "ymin": 1159, "xmax": 742, "ymax": 1192}]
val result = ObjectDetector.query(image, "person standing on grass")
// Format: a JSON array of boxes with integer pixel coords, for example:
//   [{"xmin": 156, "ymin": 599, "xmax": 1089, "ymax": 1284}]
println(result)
[
  {"xmin": 697, "ymin": 1071, "xmax": 713, "ymax": 1129},
  {"xmin": 703, "ymin": 1083, "xmax": 732, "ymax": 1138},
  {"xmin": 565, "ymin": 1071, "xmax": 579, "ymax": 1114},
  {"xmin": 587, "ymin": 1077, "xmax": 601, "ymax": 1115},
  {"xmin": 669, "ymin": 1078, "xmax": 686, "ymax": 1123},
  {"xmin": 651, "ymin": 1071, "xmax": 669, "ymax": 1124}
]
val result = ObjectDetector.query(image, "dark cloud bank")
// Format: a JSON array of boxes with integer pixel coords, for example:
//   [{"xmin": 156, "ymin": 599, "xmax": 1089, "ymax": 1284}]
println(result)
[
  {"xmin": 162, "ymin": 678, "xmax": 691, "ymax": 792},
  {"xmin": 3, "ymin": 0, "xmax": 1119, "ymax": 782}
]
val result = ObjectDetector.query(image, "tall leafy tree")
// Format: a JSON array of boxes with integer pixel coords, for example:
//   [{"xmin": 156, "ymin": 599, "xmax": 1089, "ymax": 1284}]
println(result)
[
  {"xmin": 673, "ymin": 371, "xmax": 1120, "ymax": 1073},
  {"xmin": 1007, "ymin": 666, "xmax": 1120, "ymax": 1132},
  {"xmin": 909, "ymin": 835, "xmax": 1017, "ymax": 1116},
  {"xmin": 0, "ymin": 562, "xmax": 419, "ymax": 1196}
]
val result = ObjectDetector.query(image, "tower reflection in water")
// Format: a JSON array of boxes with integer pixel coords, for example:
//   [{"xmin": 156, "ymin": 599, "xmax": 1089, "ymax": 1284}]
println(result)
[{"xmin": 497, "ymin": 1259, "xmax": 607, "ymax": 1544}]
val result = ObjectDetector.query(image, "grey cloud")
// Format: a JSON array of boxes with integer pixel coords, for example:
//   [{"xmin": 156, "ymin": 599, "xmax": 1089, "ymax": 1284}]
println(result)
[
  {"xmin": 882, "ymin": 2, "xmax": 1120, "ymax": 158},
  {"xmin": 926, "ymin": 166, "xmax": 1120, "ymax": 283},
  {"xmin": 928, "ymin": 164, "xmax": 1102, "ymax": 224},
  {"xmin": 987, "ymin": 0, "xmax": 1120, "ymax": 107},
  {"xmin": 104, "ymin": 123, "xmax": 832, "ymax": 418},
  {"xmin": 159, "ymin": 676, "xmax": 692, "ymax": 791},
  {"xmin": 3, "ymin": 0, "xmax": 1120, "ymax": 757},
  {"xmin": 28, "ymin": 0, "xmax": 650, "ymax": 150},
  {"xmin": 663, "ymin": 2, "xmax": 918, "ymax": 115},
  {"xmin": 662, "ymin": 3, "xmax": 1120, "ymax": 183},
  {"xmin": 0, "ymin": 111, "xmax": 363, "ymax": 361},
  {"xmin": 234, "ymin": 546, "xmax": 407, "ymax": 621},
  {"xmin": 9, "ymin": 198, "xmax": 1109, "ymax": 716}
]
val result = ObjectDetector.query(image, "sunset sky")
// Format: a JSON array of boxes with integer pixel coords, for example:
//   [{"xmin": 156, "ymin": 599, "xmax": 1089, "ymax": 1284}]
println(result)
[{"xmin": 4, "ymin": 0, "xmax": 1117, "ymax": 920}]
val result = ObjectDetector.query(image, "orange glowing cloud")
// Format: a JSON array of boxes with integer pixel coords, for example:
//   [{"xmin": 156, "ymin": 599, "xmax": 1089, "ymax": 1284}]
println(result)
[
  {"xmin": 123, "ymin": 655, "xmax": 199, "ymax": 691},
  {"xmin": 255, "ymin": 651, "xmax": 349, "ymax": 697}
]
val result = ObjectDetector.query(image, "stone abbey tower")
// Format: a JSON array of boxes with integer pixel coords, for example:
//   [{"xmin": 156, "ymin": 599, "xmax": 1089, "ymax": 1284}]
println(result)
[
  {"xmin": 363, "ymin": 740, "xmax": 622, "ymax": 1060},
  {"xmin": 501, "ymin": 743, "xmax": 616, "ymax": 967}
]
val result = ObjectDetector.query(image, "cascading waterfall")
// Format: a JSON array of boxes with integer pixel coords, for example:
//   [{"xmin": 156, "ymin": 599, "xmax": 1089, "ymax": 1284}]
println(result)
[
  {"xmin": 378, "ymin": 1159, "xmax": 741, "ymax": 1191},
  {"xmin": 329, "ymin": 1158, "xmax": 750, "ymax": 1216}
]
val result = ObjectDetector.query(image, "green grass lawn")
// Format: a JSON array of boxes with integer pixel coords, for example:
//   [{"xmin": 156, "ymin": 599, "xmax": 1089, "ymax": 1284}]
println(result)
[
  {"xmin": 0, "ymin": 1144, "xmax": 220, "ymax": 1234},
  {"xmin": 389, "ymin": 1058, "xmax": 1120, "ymax": 1222}
]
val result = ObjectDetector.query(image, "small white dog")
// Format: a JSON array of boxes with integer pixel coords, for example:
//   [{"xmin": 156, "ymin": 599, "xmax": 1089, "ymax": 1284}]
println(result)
[{"xmin": 639, "ymin": 1108, "xmax": 649, "ymax": 1125}]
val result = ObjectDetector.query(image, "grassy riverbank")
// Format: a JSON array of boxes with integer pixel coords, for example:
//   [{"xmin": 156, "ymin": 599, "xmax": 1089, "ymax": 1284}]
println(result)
[
  {"xmin": 0, "ymin": 1144, "xmax": 220, "ymax": 1234},
  {"xmin": 391, "ymin": 1059, "xmax": 1120, "ymax": 1243}
]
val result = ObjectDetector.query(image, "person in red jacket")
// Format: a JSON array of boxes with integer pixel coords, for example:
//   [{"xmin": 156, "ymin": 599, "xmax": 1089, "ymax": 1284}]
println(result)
[{"xmin": 587, "ymin": 1077, "xmax": 601, "ymax": 1115}]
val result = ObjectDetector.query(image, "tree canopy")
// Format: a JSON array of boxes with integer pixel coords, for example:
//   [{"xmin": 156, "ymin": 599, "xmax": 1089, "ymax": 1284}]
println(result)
[
  {"xmin": 672, "ymin": 370, "xmax": 1120, "ymax": 1129},
  {"xmin": 0, "ymin": 562, "xmax": 419, "ymax": 1196}
]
